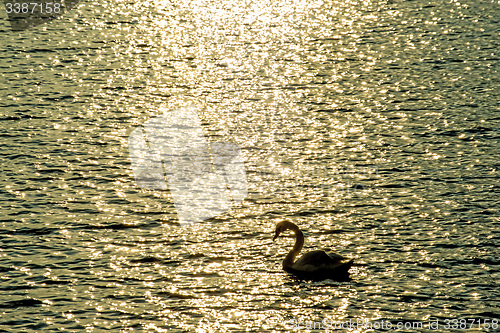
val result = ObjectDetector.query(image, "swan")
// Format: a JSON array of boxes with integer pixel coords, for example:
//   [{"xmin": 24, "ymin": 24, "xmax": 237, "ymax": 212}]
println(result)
[{"xmin": 273, "ymin": 220, "xmax": 353, "ymax": 281}]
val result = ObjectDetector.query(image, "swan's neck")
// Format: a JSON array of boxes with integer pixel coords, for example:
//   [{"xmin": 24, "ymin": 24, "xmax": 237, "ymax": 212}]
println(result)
[{"xmin": 283, "ymin": 226, "xmax": 304, "ymax": 269}]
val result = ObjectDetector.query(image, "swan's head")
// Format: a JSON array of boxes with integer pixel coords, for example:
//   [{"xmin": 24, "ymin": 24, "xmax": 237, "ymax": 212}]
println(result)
[
  {"xmin": 273, "ymin": 222, "xmax": 286, "ymax": 241},
  {"xmin": 273, "ymin": 220, "xmax": 296, "ymax": 241}
]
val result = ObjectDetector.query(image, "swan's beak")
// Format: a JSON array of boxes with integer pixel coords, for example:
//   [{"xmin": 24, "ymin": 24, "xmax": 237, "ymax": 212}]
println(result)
[{"xmin": 273, "ymin": 231, "xmax": 279, "ymax": 241}]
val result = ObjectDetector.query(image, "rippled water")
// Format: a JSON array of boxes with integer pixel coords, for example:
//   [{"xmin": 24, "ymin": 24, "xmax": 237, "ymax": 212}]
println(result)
[{"xmin": 0, "ymin": 0, "xmax": 499, "ymax": 331}]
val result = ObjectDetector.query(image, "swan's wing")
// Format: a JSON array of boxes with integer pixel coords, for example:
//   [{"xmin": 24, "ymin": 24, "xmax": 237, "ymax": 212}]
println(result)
[
  {"xmin": 292, "ymin": 250, "xmax": 346, "ymax": 271},
  {"xmin": 287, "ymin": 250, "xmax": 353, "ymax": 280},
  {"xmin": 325, "ymin": 251, "xmax": 348, "ymax": 262},
  {"xmin": 291, "ymin": 250, "xmax": 353, "ymax": 272}
]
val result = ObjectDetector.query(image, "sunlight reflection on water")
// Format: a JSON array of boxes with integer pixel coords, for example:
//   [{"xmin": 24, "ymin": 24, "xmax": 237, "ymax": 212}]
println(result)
[{"xmin": 0, "ymin": 0, "xmax": 498, "ymax": 331}]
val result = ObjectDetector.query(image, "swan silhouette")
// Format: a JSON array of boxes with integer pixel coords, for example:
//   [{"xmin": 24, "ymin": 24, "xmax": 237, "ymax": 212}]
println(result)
[{"xmin": 273, "ymin": 220, "xmax": 353, "ymax": 281}]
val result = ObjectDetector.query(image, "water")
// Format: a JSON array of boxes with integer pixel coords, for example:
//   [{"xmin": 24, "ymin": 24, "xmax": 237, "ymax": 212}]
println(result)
[{"xmin": 0, "ymin": 0, "xmax": 499, "ymax": 331}]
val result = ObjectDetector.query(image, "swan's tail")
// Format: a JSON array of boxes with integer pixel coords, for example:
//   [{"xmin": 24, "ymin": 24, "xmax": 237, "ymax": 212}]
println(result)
[{"xmin": 341, "ymin": 259, "xmax": 354, "ymax": 272}]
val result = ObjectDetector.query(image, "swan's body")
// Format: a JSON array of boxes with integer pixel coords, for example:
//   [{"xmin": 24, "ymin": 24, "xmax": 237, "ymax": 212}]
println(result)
[{"xmin": 273, "ymin": 220, "xmax": 353, "ymax": 281}]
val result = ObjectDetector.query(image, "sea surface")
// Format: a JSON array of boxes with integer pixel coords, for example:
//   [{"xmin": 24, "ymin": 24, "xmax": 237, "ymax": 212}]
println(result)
[{"xmin": 0, "ymin": 0, "xmax": 499, "ymax": 332}]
